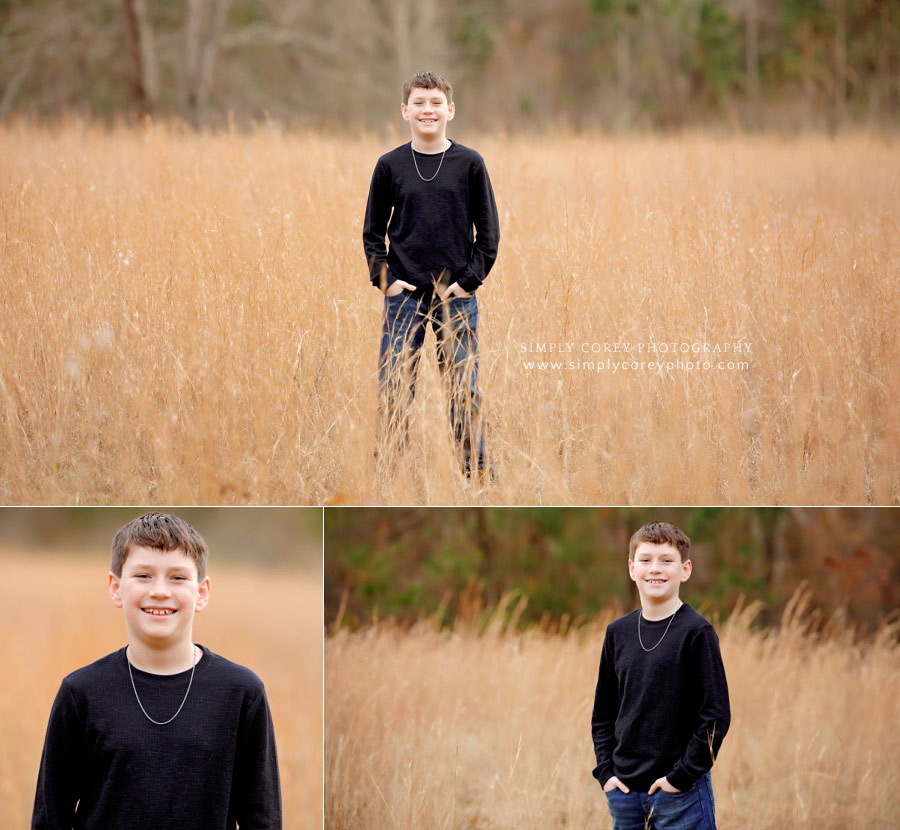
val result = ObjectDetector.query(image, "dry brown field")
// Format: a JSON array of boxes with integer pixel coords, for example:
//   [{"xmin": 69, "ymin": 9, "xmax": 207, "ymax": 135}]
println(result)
[
  {"xmin": 325, "ymin": 596, "xmax": 900, "ymax": 829},
  {"xmin": 2, "ymin": 124, "xmax": 898, "ymax": 504},
  {"xmin": 0, "ymin": 550, "xmax": 323, "ymax": 830}
]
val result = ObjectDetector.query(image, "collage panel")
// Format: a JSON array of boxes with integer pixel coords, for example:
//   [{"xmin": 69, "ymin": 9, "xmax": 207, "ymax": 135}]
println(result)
[
  {"xmin": 324, "ymin": 506, "xmax": 900, "ymax": 830},
  {"xmin": 0, "ymin": 507, "xmax": 322, "ymax": 830},
  {"xmin": 3, "ymin": 78, "xmax": 897, "ymax": 508}
]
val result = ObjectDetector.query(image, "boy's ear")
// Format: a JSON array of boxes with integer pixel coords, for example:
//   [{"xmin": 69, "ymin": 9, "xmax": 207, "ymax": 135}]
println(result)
[
  {"xmin": 627, "ymin": 558, "xmax": 636, "ymax": 582},
  {"xmin": 195, "ymin": 576, "xmax": 211, "ymax": 613},
  {"xmin": 447, "ymin": 101, "xmax": 455, "ymax": 120},
  {"xmin": 401, "ymin": 102, "xmax": 409, "ymax": 122},
  {"xmin": 108, "ymin": 572, "xmax": 123, "ymax": 608},
  {"xmin": 680, "ymin": 559, "xmax": 693, "ymax": 582}
]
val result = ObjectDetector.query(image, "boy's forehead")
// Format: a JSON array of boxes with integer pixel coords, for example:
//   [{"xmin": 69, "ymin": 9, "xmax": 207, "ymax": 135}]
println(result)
[
  {"xmin": 408, "ymin": 86, "xmax": 448, "ymax": 102},
  {"xmin": 632, "ymin": 541, "xmax": 683, "ymax": 559},
  {"xmin": 122, "ymin": 545, "xmax": 198, "ymax": 571}
]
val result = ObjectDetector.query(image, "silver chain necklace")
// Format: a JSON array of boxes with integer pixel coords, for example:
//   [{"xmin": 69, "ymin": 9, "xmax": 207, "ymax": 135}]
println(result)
[
  {"xmin": 127, "ymin": 645, "xmax": 199, "ymax": 725},
  {"xmin": 411, "ymin": 140, "xmax": 449, "ymax": 182},
  {"xmin": 638, "ymin": 602, "xmax": 682, "ymax": 652}
]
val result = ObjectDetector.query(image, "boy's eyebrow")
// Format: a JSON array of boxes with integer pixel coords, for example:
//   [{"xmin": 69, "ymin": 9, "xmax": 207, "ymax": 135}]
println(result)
[{"xmin": 127, "ymin": 562, "xmax": 193, "ymax": 573}]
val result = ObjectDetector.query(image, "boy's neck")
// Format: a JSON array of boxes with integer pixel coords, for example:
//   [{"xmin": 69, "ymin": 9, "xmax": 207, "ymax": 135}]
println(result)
[
  {"xmin": 411, "ymin": 135, "xmax": 451, "ymax": 154},
  {"xmin": 126, "ymin": 638, "xmax": 201, "ymax": 675},
  {"xmin": 640, "ymin": 595, "xmax": 683, "ymax": 622}
]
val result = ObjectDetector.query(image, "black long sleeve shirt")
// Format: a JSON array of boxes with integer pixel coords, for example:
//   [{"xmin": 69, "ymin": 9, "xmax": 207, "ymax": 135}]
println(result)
[
  {"xmin": 32, "ymin": 646, "xmax": 282, "ymax": 830},
  {"xmin": 591, "ymin": 603, "xmax": 730, "ymax": 793},
  {"xmin": 362, "ymin": 140, "xmax": 500, "ymax": 293}
]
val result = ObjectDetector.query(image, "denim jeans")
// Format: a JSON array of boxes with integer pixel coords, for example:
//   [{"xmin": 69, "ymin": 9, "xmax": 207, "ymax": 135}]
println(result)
[
  {"xmin": 377, "ymin": 288, "xmax": 485, "ymax": 470},
  {"xmin": 605, "ymin": 773, "xmax": 716, "ymax": 830}
]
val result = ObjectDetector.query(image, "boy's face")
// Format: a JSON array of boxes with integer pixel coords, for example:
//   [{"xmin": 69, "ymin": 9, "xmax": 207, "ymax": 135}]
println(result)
[
  {"xmin": 629, "ymin": 542, "xmax": 691, "ymax": 604},
  {"xmin": 401, "ymin": 86, "xmax": 455, "ymax": 143},
  {"xmin": 108, "ymin": 546, "xmax": 210, "ymax": 648}
]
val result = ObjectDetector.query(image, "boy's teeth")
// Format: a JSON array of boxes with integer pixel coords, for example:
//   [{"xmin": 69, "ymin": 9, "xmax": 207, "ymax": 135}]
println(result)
[{"xmin": 145, "ymin": 609, "xmax": 174, "ymax": 615}]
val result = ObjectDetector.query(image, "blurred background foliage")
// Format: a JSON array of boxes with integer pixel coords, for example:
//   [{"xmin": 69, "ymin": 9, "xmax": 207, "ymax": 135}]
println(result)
[
  {"xmin": 0, "ymin": 507, "xmax": 322, "ymax": 571},
  {"xmin": 0, "ymin": 0, "xmax": 897, "ymax": 130},
  {"xmin": 325, "ymin": 507, "xmax": 900, "ymax": 631}
]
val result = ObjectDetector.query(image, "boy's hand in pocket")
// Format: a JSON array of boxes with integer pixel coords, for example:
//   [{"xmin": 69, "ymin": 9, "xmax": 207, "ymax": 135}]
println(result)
[
  {"xmin": 648, "ymin": 776, "xmax": 681, "ymax": 795},
  {"xmin": 439, "ymin": 281, "xmax": 472, "ymax": 300},
  {"xmin": 384, "ymin": 280, "xmax": 416, "ymax": 297},
  {"xmin": 603, "ymin": 776, "xmax": 630, "ymax": 794}
]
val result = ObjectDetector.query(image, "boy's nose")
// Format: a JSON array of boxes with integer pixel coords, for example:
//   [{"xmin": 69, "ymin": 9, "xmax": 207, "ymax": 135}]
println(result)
[{"xmin": 149, "ymin": 579, "xmax": 171, "ymax": 596}]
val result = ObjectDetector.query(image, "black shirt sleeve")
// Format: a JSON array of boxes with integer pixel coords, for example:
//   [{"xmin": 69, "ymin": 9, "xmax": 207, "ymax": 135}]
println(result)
[
  {"xmin": 233, "ymin": 685, "xmax": 282, "ymax": 829},
  {"xmin": 590, "ymin": 629, "xmax": 619, "ymax": 788},
  {"xmin": 458, "ymin": 156, "xmax": 500, "ymax": 293},
  {"xmin": 362, "ymin": 158, "xmax": 394, "ymax": 290},
  {"xmin": 666, "ymin": 625, "xmax": 731, "ymax": 792},
  {"xmin": 32, "ymin": 680, "xmax": 83, "ymax": 830}
]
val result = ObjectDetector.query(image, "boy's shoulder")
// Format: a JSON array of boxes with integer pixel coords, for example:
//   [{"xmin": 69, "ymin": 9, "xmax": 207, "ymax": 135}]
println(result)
[
  {"xmin": 198, "ymin": 646, "xmax": 267, "ymax": 695},
  {"xmin": 61, "ymin": 647, "xmax": 126, "ymax": 691},
  {"xmin": 607, "ymin": 608, "xmax": 640, "ymax": 636},
  {"xmin": 672, "ymin": 602, "xmax": 716, "ymax": 632}
]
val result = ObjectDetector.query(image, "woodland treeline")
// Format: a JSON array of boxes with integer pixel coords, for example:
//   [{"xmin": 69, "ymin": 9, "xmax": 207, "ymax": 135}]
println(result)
[
  {"xmin": 325, "ymin": 508, "xmax": 900, "ymax": 632},
  {"xmin": 0, "ymin": 507, "xmax": 321, "ymax": 568},
  {"xmin": 1, "ymin": 0, "xmax": 897, "ymax": 130}
]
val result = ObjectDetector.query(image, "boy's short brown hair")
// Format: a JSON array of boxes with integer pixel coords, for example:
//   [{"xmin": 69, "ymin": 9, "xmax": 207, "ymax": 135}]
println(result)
[
  {"xmin": 111, "ymin": 512, "xmax": 208, "ymax": 579},
  {"xmin": 628, "ymin": 521, "xmax": 691, "ymax": 562},
  {"xmin": 402, "ymin": 70, "xmax": 453, "ymax": 105}
]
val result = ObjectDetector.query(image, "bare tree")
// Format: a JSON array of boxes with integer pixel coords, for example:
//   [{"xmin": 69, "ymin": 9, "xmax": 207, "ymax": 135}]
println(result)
[
  {"xmin": 745, "ymin": 0, "xmax": 760, "ymax": 127},
  {"xmin": 183, "ymin": 0, "xmax": 232, "ymax": 127},
  {"xmin": 831, "ymin": 0, "xmax": 847, "ymax": 131},
  {"xmin": 122, "ymin": 0, "xmax": 160, "ymax": 117},
  {"xmin": 390, "ymin": 0, "xmax": 439, "ymax": 79}
]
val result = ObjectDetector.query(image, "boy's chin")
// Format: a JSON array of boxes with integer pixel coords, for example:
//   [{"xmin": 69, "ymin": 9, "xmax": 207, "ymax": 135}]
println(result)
[
  {"xmin": 640, "ymin": 589, "xmax": 677, "ymax": 603},
  {"xmin": 131, "ymin": 620, "xmax": 194, "ymax": 642}
]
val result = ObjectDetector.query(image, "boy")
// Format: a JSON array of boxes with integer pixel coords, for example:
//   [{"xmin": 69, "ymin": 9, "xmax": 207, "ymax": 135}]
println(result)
[
  {"xmin": 591, "ymin": 521, "xmax": 730, "ymax": 830},
  {"xmin": 363, "ymin": 70, "xmax": 500, "ymax": 477},
  {"xmin": 32, "ymin": 512, "xmax": 282, "ymax": 830}
]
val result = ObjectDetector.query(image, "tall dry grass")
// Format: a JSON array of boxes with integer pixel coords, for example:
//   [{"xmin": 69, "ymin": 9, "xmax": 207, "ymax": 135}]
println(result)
[
  {"xmin": 2, "ymin": 122, "xmax": 898, "ymax": 504},
  {"xmin": 0, "ymin": 550, "xmax": 323, "ymax": 830},
  {"xmin": 325, "ymin": 594, "xmax": 900, "ymax": 829}
]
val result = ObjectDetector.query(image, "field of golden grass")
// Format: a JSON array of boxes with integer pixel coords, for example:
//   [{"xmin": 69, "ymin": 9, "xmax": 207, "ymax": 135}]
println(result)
[
  {"xmin": 2, "ymin": 123, "xmax": 898, "ymax": 504},
  {"xmin": 325, "ymin": 595, "xmax": 900, "ymax": 829},
  {"xmin": 0, "ymin": 550, "xmax": 322, "ymax": 830}
]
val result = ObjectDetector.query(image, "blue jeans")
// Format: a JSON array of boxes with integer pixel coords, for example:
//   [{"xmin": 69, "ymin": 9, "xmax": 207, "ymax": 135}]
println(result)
[
  {"xmin": 605, "ymin": 773, "xmax": 716, "ymax": 830},
  {"xmin": 377, "ymin": 288, "xmax": 485, "ymax": 470}
]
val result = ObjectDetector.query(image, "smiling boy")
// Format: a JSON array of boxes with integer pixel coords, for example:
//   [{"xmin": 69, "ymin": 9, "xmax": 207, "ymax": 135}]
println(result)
[
  {"xmin": 363, "ymin": 70, "xmax": 500, "ymax": 477},
  {"xmin": 591, "ymin": 521, "xmax": 730, "ymax": 830},
  {"xmin": 32, "ymin": 512, "xmax": 282, "ymax": 830}
]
